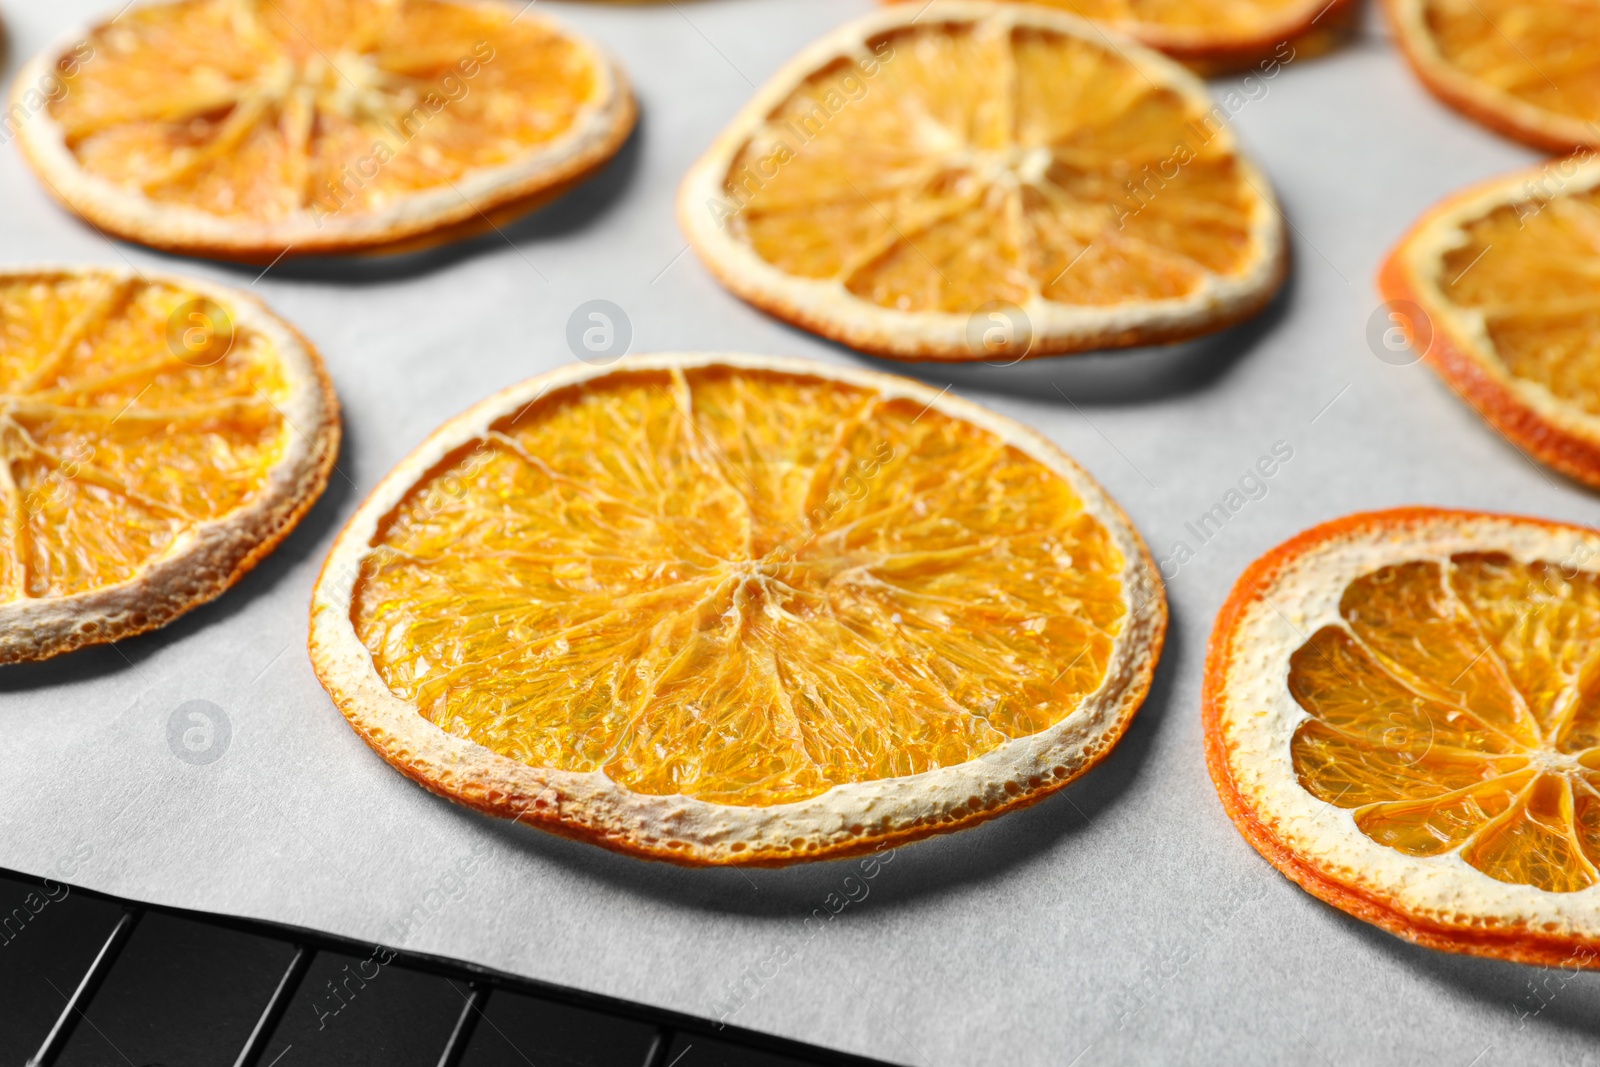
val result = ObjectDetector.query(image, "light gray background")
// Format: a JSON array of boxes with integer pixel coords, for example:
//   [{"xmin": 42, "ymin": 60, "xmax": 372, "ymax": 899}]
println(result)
[{"xmin": 2, "ymin": 2, "xmax": 1598, "ymax": 1064}]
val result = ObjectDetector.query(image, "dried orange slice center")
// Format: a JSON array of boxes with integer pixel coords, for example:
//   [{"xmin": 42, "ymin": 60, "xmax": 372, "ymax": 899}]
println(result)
[
  {"xmin": 50, "ymin": 0, "xmax": 605, "ymax": 222},
  {"xmin": 722, "ymin": 16, "xmax": 1260, "ymax": 313},
  {"xmin": 349, "ymin": 365, "xmax": 1128, "ymax": 807},
  {"xmin": 1435, "ymin": 188, "xmax": 1600, "ymax": 417},
  {"xmin": 1422, "ymin": 0, "xmax": 1600, "ymax": 125},
  {"xmin": 0, "ymin": 273, "xmax": 291, "ymax": 601},
  {"xmin": 1290, "ymin": 553, "xmax": 1600, "ymax": 892}
]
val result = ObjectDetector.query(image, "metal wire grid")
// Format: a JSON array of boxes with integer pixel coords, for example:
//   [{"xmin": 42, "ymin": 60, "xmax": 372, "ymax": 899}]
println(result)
[{"xmin": 3, "ymin": 868, "xmax": 897, "ymax": 1067}]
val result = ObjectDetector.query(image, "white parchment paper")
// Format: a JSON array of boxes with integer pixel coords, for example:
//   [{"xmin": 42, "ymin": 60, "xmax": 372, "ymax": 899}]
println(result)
[{"xmin": 2, "ymin": 2, "xmax": 1598, "ymax": 1064}]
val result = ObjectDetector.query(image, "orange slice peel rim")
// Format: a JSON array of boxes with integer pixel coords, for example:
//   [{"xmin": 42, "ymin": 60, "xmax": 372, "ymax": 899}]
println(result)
[
  {"xmin": 1204, "ymin": 507, "xmax": 1600, "ymax": 967},
  {"xmin": 1382, "ymin": 0, "xmax": 1600, "ymax": 153},
  {"xmin": 1380, "ymin": 157, "xmax": 1600, "ymax": 491},
  {"xmin": 13, "ymin": 0, "xmax": 637, "ymax": 262},
  {"xmin": 308, "ymin": 352, "xmax": 1167, "ymax": 866},
  {"xmin": 884, "ymin": 0, "xmax": 1360, "ymax": 73},
  {"xmin": 0, "ymin": 264, "xmax": 339, "ymax": 663},
  {"xmin": 678, "ymin": 1, "xmax": 1288, "ymax": 362}
]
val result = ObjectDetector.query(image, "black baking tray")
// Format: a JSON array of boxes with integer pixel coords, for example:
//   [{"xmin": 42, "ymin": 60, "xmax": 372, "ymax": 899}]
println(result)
[{"xmin": 0, "ymin": 868, "xmax": 894, "ymax": 1067}]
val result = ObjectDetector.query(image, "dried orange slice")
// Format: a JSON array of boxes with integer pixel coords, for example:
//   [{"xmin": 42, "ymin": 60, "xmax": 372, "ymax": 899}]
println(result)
[
  {"xmin": 1384, "ymin": 0, "xmax": 1600, "ymax": 152},
  {"xmin": 887, "ymin": 0, "xmax": 1356, "ymax": 72},
  {"xmin": 678, "ymin": 2, "xmax": 1287, "ymax": 362},
  {"xmin": 0, "ymin": 266, "xmax": 338, "ymax": 663},
  {"xmin": 13, "ymin": 0, "xmax": 635, "ymax": 261},
  {"xmin": 309, "ymin": 354, "xmax": 1165, "ymax": 865},
  {"xmin": 1380, "ymin": 158, "xmax": 1600, "ymax": 490},
  {"xmin": 1206, "ymin": 508, "xmax": 1600, "ymax": 967}
]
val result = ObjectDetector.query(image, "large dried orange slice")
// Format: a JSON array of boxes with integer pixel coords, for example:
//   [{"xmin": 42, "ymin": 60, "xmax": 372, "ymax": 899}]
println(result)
[
  {"xmin": 1385, "ymin": 0, "xmax": 1600, "ymax": 152},
  {"xmin": 1380, "ymin": 157, "xmax": 1600, "ymax": 490},
  {"xmin": 1206, "ymin": 508, "xmax": 1600, "ymax": 967},
  {"xmin": 887, "ymin": 0, "xmax": 1356, "ymax": 72},
  {"xmin": 0, "ymin": 266, "xmax": 338, "ymax": 663},
  {"xmin": 309, "ymin": 354, "xmax": 1165, "ymax": 865},
  {"xmin": 13, "ymin": 0, "xmax": 635, "ymax": 261},
  {"xmin": 678, "ymin": 2, "xmax": 1287, "ymax": 362}
]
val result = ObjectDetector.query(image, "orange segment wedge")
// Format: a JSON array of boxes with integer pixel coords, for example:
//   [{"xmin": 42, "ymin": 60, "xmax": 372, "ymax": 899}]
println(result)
[
  {"xmin": 1385, "ymin": 0, "xmax": 1600, "ymax": 152},
  {"xmin": 0, "ymin": 266, "xmax": 338, "ymax": 663},
  {"xmin": 309, "ymin": 354, "xmax": 1166, "ymax": 865},
  {"xmin": 13, "ymin": 0, "xmax": 635, "ymax": 261},
  {"xmin": 1205, "ymin": 508, "xmax": 1600, "ymax": 966},
  {"xmin": 1380, "ymin": 157, "xmax": 1600, "ymax": 490},
  {"xmin": 887, "ymin": 0, "xmax": 1357, "ymax": 72},
  {"xmin": 678, "ymin": 2, "xmax": 1287, "ymax": 362}
]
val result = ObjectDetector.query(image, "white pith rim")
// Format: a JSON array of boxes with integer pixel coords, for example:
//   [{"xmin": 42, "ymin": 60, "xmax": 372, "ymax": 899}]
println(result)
[
  {"xmin": 13, "ymin": 0, "xmax": 635, "ymax": 256},
  {"xmin": 959, "ymin": 0, "xmax": 1343, "ymax": 55},
  {"xmin": 1386, "ymin": 0, "xmax": 1600, "ymax": 148},
  {"xmin": 1094, "ymin": 0, "xmax": 1336, "ymax": 53},
  {"xmin": 0, "ymin": 264, "xmax": 337, "ymax": 663},
  {"xmin": 678, "ymin": 1, "xmax": 1287, "ymax": 361},
  {"xmin": 1392, "ymin": 157, "xmax": 1600, "ymax": 449},
  {"xmin": 309, "ymin": 352, "xmax": 1167, "ymax": 866},
  {"xmin": 1212, "ymin": 511, "xmax": 1600, "ymax": 939}
]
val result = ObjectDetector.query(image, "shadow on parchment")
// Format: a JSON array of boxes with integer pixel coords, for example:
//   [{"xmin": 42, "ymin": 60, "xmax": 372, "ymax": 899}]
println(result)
[
  {"xmin": 438, "ymin": 610, "xmax": 1185, "ymax": 920},
  {"xmin": 0, "ymin": 124, "xmax": 638, "ymax": 692},
  {"xmin": 0, "ymin": 420, "xmax": 360, "ymax": 695},
  {"xmin": 425, "ymin": 256, "xmax": 1283, "ymax": 909},
  {"xmin": 121, "ymin": 117, "xmax": 643, "ymax": 289},
  {"xmin": 827, "ymin": 256, "xmax": 1296, "ymax": 408},
  {"xmin": 1329, "ymin": 905, "xmax": 1600, "ymax": 1047}
]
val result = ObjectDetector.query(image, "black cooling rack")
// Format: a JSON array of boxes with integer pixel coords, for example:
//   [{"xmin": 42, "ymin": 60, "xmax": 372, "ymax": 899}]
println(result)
[{"xmin": 0, "ymin": 868, "xmax": 895, "ymax": 1067}]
